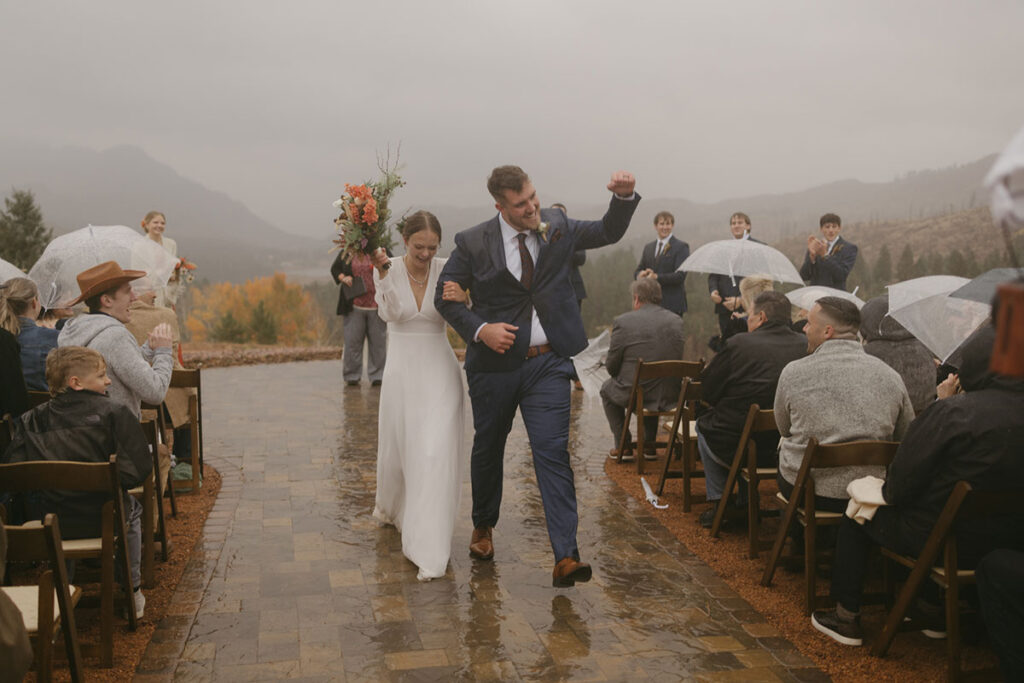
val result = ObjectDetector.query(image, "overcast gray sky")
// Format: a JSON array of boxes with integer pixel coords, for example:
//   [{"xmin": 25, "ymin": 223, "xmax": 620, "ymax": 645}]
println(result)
[{"xmin": 1, "ymin": 0, "xmax": 1022, "ymax": 238}]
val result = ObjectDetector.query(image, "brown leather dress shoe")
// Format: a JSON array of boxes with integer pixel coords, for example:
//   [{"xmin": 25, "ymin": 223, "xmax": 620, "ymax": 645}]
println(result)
[
  {"xmin": 552, "ymin": 557, "xmax": 592, "ymax": 587},
  {"xmin": 469, "ymin": 526, "xmax": 494, "ymax": 560}
]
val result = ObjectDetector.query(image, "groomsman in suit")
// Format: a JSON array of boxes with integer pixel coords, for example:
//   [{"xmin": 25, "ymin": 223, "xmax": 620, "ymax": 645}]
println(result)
[
  {"xmin": 799, "ymin": 213, "xmax": 858, "ymax": 291},
  {"xmin": 436, "ymin": 166, "xmax": 639, "ymax": 587},
  {"xmin": 635, "ymin": 211, "xmax": 690, "ymax": 316},
  {"xmin": 708, "ymin": 212, "xmax": 759, "ymax": 337}
]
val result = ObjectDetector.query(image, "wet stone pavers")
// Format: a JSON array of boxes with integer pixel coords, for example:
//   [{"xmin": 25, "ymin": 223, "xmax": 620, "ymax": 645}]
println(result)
[{"xmin": 136, "ymin": 360, "xmax": 828, "ymax": 682}]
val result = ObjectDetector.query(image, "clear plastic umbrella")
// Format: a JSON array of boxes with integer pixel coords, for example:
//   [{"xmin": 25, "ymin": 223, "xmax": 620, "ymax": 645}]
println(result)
[
  {"xmin": 0, "ymin": 257, "xmax": 24, "ymax": 284},
  {"xmin": 785, "ymin": 286, "xmax": 865, "ymax": 311},
  {"xmin": 949, "ymin": 268, "xmax": 1021, "ymax": 304},
  {"xmin": 886, "ymin": 276, "xmax": 990, "ymax": 362},
  {"xmin": 572, "ymin": 329, "xmax": 611, "ymax": 395},
  {"xmin": 28, "ymin": 225, "xmax": 178, "ymax": 309},
  {"xmin": 677, "ymin": 239, "xmax": 803, "ymax": 285}
]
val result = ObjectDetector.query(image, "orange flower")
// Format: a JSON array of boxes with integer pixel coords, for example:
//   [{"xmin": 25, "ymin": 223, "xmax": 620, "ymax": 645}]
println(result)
[
  {"xmin": 362, "ymin": 197, "xmax": 379, "ymax": 224},
  {"xmin": 345, "ymin": 183, "xmax": 373, "ymax": 202}
]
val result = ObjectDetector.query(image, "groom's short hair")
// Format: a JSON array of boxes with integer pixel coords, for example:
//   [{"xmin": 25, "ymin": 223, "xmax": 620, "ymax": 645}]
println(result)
[{"xmin": 488, "ymin": 165, "xmax": 530, "ymax": 202}]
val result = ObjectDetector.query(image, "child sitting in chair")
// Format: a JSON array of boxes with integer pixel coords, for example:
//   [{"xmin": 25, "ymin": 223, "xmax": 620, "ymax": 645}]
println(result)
[{"xmin": 2, "ymin": 346, "xmax": 152, "ymax": 618}]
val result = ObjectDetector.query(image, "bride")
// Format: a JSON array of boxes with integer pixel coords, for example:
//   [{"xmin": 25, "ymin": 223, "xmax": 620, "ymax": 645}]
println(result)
[{"xmin": 370, "ymin": 211, "xmax": 466, "ymax": 580}]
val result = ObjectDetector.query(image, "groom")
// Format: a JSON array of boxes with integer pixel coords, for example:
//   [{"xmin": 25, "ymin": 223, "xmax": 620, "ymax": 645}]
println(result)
[{"xmin": 436, "ymin": 165, "xmax": 639, "ymax": 586}]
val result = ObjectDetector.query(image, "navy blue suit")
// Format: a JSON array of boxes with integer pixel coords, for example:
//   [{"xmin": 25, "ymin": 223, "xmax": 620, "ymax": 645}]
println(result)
[
  {"xmin": 634, "ymin": 235, "xmax": 690, "ymax": 315},
  {"xmin": 436, "ymin": 195, "xmax": 639, "ymax": 561},
  {"xmin": 799, "ymin": 236, "xmax": 858, "ymax": 291}
]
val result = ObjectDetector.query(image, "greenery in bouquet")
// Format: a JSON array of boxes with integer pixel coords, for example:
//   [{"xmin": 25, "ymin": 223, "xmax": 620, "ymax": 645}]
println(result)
[{"xmin": 332, "ymin": 152, "xmax": 405, "ymax": 262}]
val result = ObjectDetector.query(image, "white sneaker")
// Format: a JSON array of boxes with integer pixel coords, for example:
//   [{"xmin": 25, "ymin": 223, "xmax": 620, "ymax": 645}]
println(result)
[{"xmin": 133, "ymin": 588, "xmax": 146, "ymax": 619}]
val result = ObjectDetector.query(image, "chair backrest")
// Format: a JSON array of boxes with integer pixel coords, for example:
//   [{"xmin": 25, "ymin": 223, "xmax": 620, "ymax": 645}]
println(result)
[
  {"xmin": 733, "ymin": 405, "xmax": 778, "ymax": 462},
  {"xmin": 0, "ymin": 457, "xmax": 120, "ymax": 495},
  {"xmin": 169, "ymin": 368, "xmax": 200, "ymax": 389},
  {"xmin": 665, "ymin": 378, "xmax": 704, "ymax": 447},
  {"xmin": 634, "ymin": 359, "xmax": 704, "ymax": 382},
  {"xmin": 804, "ymin": 438, "xmax": 900, "ymax": 470}
]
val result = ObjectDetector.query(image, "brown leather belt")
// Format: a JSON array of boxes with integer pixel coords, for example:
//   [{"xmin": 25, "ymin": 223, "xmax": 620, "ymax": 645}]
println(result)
[{"xmin": 525, "ymin": 343, "xmax": 553, "ymax": 359}]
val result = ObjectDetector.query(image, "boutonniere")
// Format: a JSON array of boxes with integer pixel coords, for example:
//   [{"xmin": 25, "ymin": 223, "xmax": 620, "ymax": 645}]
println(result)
[{"xmin": 533, "ymin": 222, "xmax": 549, "ymax": 242}]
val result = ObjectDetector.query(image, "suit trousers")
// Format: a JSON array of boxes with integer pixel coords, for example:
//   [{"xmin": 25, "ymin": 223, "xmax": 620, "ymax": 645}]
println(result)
[
  {"xmin": 466, "ymin": 353, "xmax": 579, "ymax": 562},
  {"xmin": 599, "ymin": 386, "xmax": 658, "ymax": 449},
  {"xmin": 342, "ymin": 307, "xmax": 387, "ymax": 382}
]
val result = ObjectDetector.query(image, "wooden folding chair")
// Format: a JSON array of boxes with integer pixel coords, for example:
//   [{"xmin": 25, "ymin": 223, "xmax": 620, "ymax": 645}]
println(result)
[
  {"xmin": 168, "ymin": 368, "xmax": 203, "ymax": 494},
  {"xmin": 0, "ymin": 457, "xmax": 136, "ymax": 667},
  {"xmin": 655, "ymin": 378, "xmax": 703, "ymax": 507},
  {"xmin": 708, "ymin": 405, "xmax": 780, "ymax": 559},
  {"xmin": 141, "ymin": 402, "xmax": 177, "ymax": 518},
  {"xmin": 760, "ymin": 438, "xmax": 899, "ymax": 614},
  {"xmin": 3, "ymin": 515, "xmax": 84, "ymax": 682},
  {"xmin": 130, "ymin": 420, "xmax": 169, "ymax": 588},
  {"xmin": 616, "ymin": 359, "xmax": 703, "ymax": 474},
  {"xmin": 871, "ymin": 481, "xmax": 1023, "ymax": 681}
]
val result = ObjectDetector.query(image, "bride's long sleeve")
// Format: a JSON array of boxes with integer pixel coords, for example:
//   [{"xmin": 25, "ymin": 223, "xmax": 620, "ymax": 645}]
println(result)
[{"xmin": 373, "ymin": 267, "xmax": 405, "ymax": 322}]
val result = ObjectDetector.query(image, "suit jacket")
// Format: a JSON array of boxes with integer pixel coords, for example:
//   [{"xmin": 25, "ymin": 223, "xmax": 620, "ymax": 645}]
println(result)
[
  {"xmin": 436, "ymin": 195, "xmax": 640, "ymax": 373},
  {"xmin": 330, "ymin": 250, "xmax": 391, "ymax": 315},
  {"xmin": 569, "ymin": 250, "xmax": 587, "ymax": 301},
  {"xmin": 799, "ymin": 236, "xmax": 858, "ymax": 291},
  {"xmin": 635, "ymin": 235, "xmax": 689, "ymax": 314},
  {"xmin": 696, "ymin": 321, "xmax": 807, "ymax": 464},
  {"xmin": 601, "ymin": 303, "xmax": 686, "ymax": 409}
]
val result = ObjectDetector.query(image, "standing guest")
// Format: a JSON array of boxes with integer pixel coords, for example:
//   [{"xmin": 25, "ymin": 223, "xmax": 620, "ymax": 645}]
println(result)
[
  {"xmin": 0, "ymin": 327, "xmax": 28, "ymax": 417},
  {"xmin": 436, "ymin": 165, "xmax": 638, "ymax": 586},
  {"xmin": 635, "ymin": 211, "xmax": 690, "ymax": 317},
  {"xmin": 774, "ymin": 297, "xmax": 913, "ymax": 511},
  {"xmin": 695, "ymin": 291, "xmax": 807, "ymax": 528},
  {"xmin": 708, "ymin": 212, "xmax": 759, "ymax": 337},
  {"xmin": 799, "ymin": 213, "xmax": 858, "ymax": 291},
  {"xmin": 140, "ymin": 211, "xmax": 183, "ymax": 307},
  {"xmin": 600, "ymin": 278, "xmax": 685, "ymax": 462},
  {"xmin": 810, "ymin": 327, "xmax": 1024, "ymax": 647},
  {"xmin": 0, "ymin": 277, "xmax": 59, "ymax": 392},
  {"xmin": 2, "ymin": 346, "xmax": 153, "ymax": 618},
  {"xmin": 331, "ymin": 251, "xmax": 388, "ymax": 386},
  {"xmin": 859, "ymin": 295, "xmax": 936, "ymax": 414}
]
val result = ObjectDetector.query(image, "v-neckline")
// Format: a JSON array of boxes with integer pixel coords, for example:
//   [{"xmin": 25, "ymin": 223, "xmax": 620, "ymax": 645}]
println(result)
[{"xmin": 405, "ymin": 257, "xmax": 430, "ymax": 313}]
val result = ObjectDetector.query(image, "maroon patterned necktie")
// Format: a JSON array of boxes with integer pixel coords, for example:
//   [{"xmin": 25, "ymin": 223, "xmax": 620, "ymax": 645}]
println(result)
[{"xmin": 516, "ymin": 233, "xmax": 534, "ymax": 288}]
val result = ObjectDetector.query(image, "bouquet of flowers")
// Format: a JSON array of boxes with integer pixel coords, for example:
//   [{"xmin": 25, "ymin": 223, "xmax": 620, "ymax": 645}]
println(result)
[
  {"xmin": 171, "ymin": 257, "xmax": 197, "ymax": 284},
  {"xmin": 332, "ymin": 153, "xmax": 405, "ymax": 264}
]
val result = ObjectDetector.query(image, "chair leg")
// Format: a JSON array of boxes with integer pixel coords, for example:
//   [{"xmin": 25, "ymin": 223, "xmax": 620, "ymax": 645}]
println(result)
[
  {"xmin": 682, "ymin": 446, "xmax": 693, "ymax": 512},
  {"xmin": 870, "ymin": 556, "xmax": 934, "ymax": 656},
  {"xmin": 100, "ymin": 527, "xmax": 114, "ymax": 666},
  {"xmin": 636, "ymin": 413, "xmax": 646, "ymax": 475},
  {"xmin": 656, "ymin": 441, "xmax": 674, "ymax": 497},
  {"xmin": 747, "ymin": 472, "xmax": 760, "ymax": 559},
  {"xmin": 946, "ymin": 578, "xmax": 961, "ymax": 682},
  {"xmin": 141, "ymin": 481, "xmax": 155, "ymax": 588},
  {"xmin": 804, "ymin": 518, "xmax": 816, "ymax": 615},
  {"xmin": 710, "ymin": 453, "xmax": 742, "ymax": 539},
  {"xmin": 761, "ymin": 493, "xmax": 799, "ymax": 587},
  {"xmin": 38, "ymin": 571, "xmax": 54, "ymax": 683},
  {"xmin": 190, "ymin": 413, "xmax": 201, "ymax": 491}
]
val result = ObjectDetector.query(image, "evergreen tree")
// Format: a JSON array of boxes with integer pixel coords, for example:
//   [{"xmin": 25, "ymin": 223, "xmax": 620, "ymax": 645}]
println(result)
[
  {"xmin": 872, "ymin": 244, "xmax": 893, "ymax": 287},
  {"xmin": 210, "ymin": 311, "xmax": 248, "ymax": 343},
  {"xmin": 250, "ymin": 300, "xmax": 279, "ymax": 344},
  {"xmin": 847, "ymin": 250, "xmax": 874, "ymax": 298},
  {"xmin": 0, "ymin": 189, "xmax": 53, "ymax": 270},
  {"xmin": 895, "ymin": 244, "xmax": 916, "ymax": 281},
  {"xmin": 946, "ymin": 250, "xmax": 967, "ymax": 277},
  {"xmin": 927, "ymin": 251, "xmax": 946, "ymax": 275},
  {"xmin": 962, "ymin": 247, "xmax": 980, "ymax": 278}
]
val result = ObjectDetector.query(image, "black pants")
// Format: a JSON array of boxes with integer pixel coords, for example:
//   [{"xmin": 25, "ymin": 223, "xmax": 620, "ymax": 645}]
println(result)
[{"xmin": 976, "ymin": 549, "xmax": 1024, "ymax": 681}]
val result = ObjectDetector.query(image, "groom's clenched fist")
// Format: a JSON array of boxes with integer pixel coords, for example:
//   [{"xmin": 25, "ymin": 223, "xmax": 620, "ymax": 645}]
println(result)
[
  {"xmin": 607, "ymin": 171, "xmax": 636, "ymax": 198},
  {"xmin": 479, "ymin": 322, "xmax": 518, "ymax": 354}
]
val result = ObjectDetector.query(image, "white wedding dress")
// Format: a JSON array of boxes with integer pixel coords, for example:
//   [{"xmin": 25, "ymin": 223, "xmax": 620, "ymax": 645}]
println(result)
[{"xmin": 372, "ymin": 256, "xmax": 464, "ymax": 580}]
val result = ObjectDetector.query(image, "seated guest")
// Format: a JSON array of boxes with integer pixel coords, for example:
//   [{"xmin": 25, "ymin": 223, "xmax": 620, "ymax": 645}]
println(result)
[
  {"xmin": 58, "ymin": 262, "xmax": 173, "ymax": 419},
  {"xmin": 2, "ymin": 346, "xmax": 152, "ymax": 618},
  {"xmin": 775, "ymin": 297, "xmax": 914, "ymax": 512},
  {"xmin": 859, "ymin": 295, "xmax": 936, "ymax": 414},
  {"xmin": 717, "ymin": 275, "xmax": 774, "ymax": 342},
  {"xmin": 977, "ymin": 549, "xmax": 1024, "ymax": 680},
  {"xmin": 799, "ymin": 213, "xmax": 858, "ymax": 291},
  {"xmin": 602, "ymin": 278, "xmax": 685, "ymax": 462},
  {"xmin": 0, "ymin": 327, "xmax": 28, "ymax": 417},
  {"xmin": 695, "ymin": 291, "xmax": 807, "ymax": 528},
  {"xmin": 811, "ymin": 327, "xmax": 1024, "ymax": 646},
  {"xmin": 0, "ymin": 277, "xmax": 59, "ymax": 391}
]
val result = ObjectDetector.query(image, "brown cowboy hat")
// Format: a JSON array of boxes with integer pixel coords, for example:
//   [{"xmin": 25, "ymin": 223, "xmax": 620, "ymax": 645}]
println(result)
[{"xmin": 69, "ymin": 261, "xmax": 147, "ymax": 305}]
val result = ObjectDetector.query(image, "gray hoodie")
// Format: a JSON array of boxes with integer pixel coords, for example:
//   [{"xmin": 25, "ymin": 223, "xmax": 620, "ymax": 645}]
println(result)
[{"xmin": 58, "ymin": 313, "xmax": 173, "ymax": 419}]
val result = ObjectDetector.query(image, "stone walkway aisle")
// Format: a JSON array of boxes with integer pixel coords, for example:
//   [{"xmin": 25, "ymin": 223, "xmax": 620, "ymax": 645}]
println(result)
[{"xmin": 137, "ymin": 360, "xmax": 826, "ymax": 682}]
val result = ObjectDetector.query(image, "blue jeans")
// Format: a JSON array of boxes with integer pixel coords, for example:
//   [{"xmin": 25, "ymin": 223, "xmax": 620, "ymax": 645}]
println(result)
[{"xmin": 696, "ymin": 426, "xmax": 735, "ymax": 504}]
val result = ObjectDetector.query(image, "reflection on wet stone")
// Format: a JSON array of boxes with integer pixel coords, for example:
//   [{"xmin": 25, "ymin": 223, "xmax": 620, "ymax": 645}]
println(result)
[{"xmin": 135, "ymin": 360, "xmax": 824, "ymax": 680}]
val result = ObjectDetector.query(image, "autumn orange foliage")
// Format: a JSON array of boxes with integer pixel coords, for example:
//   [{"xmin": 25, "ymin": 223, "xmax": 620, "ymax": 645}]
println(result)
[{"xmin": 185, "ymin": 272, "xmax": 326, "ymax": 345}]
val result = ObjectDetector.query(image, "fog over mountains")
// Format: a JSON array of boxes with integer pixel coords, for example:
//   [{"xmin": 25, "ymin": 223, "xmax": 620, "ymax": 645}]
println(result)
[{"xmin": 0, "ymin": 139, "xmax": 997, "ymax": 283}]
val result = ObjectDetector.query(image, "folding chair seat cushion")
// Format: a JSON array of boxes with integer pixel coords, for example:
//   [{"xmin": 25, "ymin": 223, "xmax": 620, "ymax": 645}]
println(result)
[{"xmin": 1, "ymin": 585, "xmax": 82, "ymax": 634}]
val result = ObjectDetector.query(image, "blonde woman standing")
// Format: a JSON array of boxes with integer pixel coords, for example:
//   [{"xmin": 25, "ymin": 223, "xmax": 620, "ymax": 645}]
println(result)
[{"xmin": 140, "ymin": 211, "xmax": 181, "ymax": 307}]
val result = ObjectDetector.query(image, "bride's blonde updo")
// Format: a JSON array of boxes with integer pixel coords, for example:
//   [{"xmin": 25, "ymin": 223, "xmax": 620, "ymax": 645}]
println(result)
[{"xmin": 401, "ymin": 211, "xmax": 442, "ymax": 241}]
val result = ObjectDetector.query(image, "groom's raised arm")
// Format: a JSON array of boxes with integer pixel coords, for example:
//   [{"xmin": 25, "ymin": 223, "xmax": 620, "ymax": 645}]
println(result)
[{"xmin": 435, "ymin": 235, "xmax": 486, "ymax": 344}]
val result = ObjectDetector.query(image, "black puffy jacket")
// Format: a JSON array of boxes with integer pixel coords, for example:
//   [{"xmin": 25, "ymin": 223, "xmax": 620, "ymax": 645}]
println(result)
[{"xmin": 2, "ymin": 390, "xmax": 152, "ymax": 539}]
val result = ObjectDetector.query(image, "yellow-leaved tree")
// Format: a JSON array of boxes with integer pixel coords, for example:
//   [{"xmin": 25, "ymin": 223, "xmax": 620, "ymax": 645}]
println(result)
[{"xmin": 186, "ymin": 273, "xmax": 326, "ymax": 346}]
